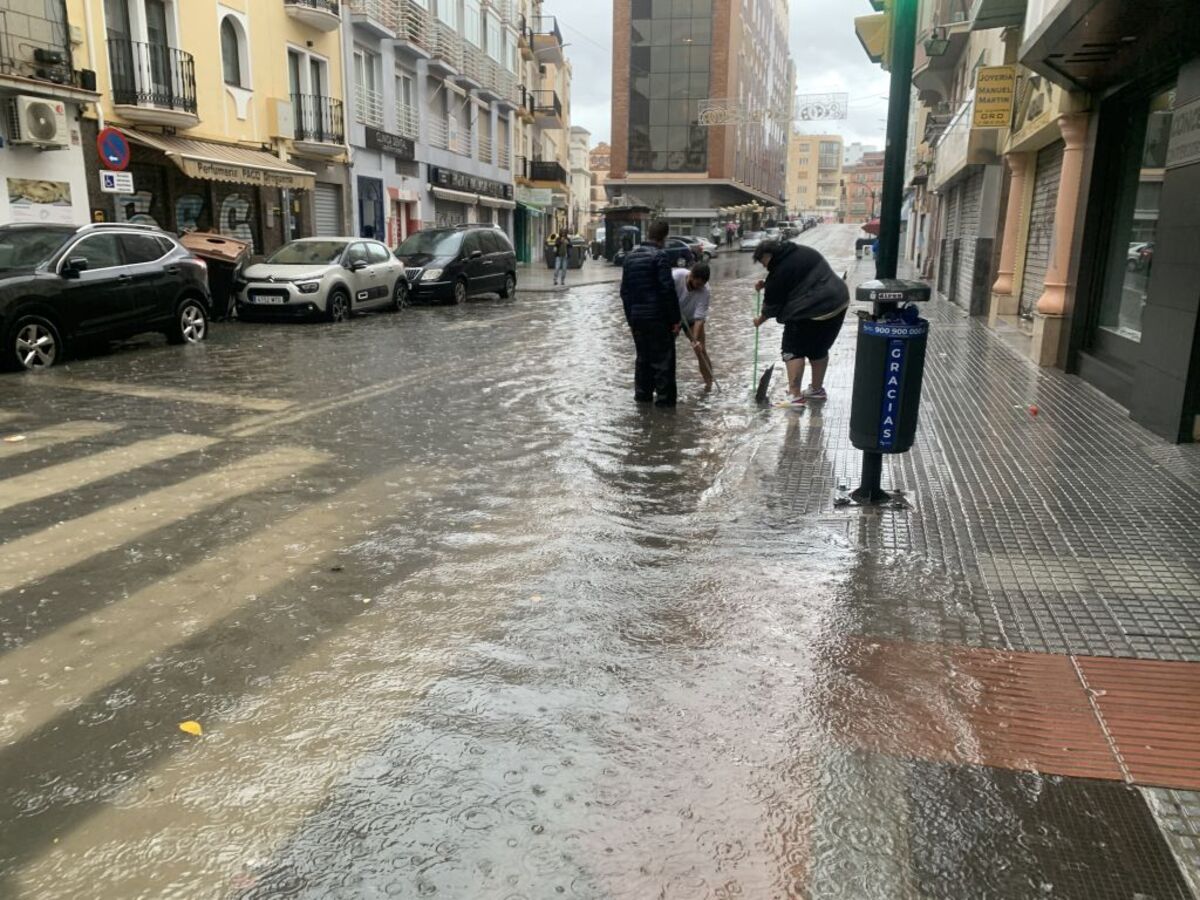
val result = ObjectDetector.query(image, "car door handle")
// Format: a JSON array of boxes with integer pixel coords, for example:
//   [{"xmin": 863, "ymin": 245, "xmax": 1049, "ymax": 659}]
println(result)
[
  {"xmin": 164, "ymin": 265, "xmax": 179, "ymax": 274},
  {"xmin": 117, "ymin": 274, "xmax": 132, "ymax": 282}
]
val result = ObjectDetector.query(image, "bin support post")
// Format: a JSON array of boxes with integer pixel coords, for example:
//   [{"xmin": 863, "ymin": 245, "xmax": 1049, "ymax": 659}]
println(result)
[{"xmin": 852, "ymin": 0, "xmax": 917, "ymax": 505}]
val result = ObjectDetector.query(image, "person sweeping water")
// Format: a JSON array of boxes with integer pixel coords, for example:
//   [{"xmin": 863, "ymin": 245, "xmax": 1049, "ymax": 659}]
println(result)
[
  {"xmin": 672, "ymin": 261, "xmax": 714, "ymax": 391},
  {"xmin": 751, "ymin": 239, "xmax": 849, "ymax": 408}
]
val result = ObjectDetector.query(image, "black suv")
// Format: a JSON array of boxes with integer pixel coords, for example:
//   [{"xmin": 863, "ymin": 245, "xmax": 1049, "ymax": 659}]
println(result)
[
  {"xmin": 0, "ymin": 223, "xmax": 211, "ymax": 371},
  {"xmin": 396, "ymin": 225, "xmax": 518, "ymax": 305}
]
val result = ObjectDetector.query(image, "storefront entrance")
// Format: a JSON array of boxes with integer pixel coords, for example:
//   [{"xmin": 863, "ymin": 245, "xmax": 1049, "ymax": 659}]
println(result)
[{"xmin": 357, "ymin": 176, "xmax": 384, "ymax": 240}]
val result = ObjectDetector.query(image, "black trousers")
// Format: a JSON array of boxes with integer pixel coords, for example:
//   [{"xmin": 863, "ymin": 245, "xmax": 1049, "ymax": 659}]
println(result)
[{"xmin": 631, "ymin": 323, "xmax": 677, "ymax": 405}]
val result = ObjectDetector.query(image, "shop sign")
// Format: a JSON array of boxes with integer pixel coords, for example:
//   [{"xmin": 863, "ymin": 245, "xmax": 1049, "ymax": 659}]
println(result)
[
  {"xmin": 973, "ymin": 66, "xmax": 1016, "ymax": 128},
  {"xmin": 428, "ymin": 166, "xmax": 513, "ymax": 201},
  {"xmin": 182, "ymin": 159, "xmax": 312, "ymax": 191},
  {"xmin": 99, "ymin": 170, "xmax": 134, "ymax": 194},
  {"xmin": 516, "ymin": 185, "xmax": 552, "ymax": 206},
  {"xmin": 364, "ymin": 127, "xmax": 415, "ymax": 161},
  {"xmin": 1166, "ymin": 97, "xmax": 1200, "ymax": 171}
]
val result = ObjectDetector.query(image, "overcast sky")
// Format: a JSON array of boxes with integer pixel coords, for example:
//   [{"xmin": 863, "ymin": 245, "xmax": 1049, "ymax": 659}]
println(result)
[{"xmin": 542, "ymin": 0, "xmax": 892, "ymax": 150}]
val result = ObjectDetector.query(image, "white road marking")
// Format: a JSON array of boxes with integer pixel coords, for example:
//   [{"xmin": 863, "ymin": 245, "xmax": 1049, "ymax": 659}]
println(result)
[
  {"xmin": 0, "ymin": 433, "xmax": 217, "ymax": 513},
  {"xmin": 0, "ymin": 446, "xmax": 326, "ymax": 595},
  {"xmin": 24, "ymin": 378, "xmax": 295, "ymax": 412},
  {"xmin": 0, "ymin": 470, "xmax": 419, "ymax": 748},
  {"xmin": 0, "ymin": 421, "xmax": 121, "ymax": 458}
]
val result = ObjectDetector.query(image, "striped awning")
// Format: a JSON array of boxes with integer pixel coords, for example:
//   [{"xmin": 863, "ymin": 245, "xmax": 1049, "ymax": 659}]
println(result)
[{"xmin": 120, "ymin": 129, "xmax": 315, "ymax": 191}]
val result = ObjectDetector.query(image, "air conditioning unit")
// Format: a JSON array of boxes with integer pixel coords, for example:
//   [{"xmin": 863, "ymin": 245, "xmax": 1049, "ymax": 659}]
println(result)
[{"xmin": 7, "ymin": 95, "xmax": 69, "ymax": 148}]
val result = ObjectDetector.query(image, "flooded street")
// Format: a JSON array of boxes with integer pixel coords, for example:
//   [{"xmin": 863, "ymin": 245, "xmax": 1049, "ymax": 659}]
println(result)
[{"xmin": 2, "ymin": 225, "xmax": 1197, "ymax": 899}]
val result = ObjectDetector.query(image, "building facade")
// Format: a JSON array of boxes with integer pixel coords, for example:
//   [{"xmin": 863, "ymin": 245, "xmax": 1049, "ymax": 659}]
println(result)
[
  {"xmin": 606, "ymin": 0, "xmax": 793, "ymax": 237},
  {"xmin": 341, "ymin": 0, "xmax": 521, "ymax": 247},
  {"xmin": 0, "ymin": 0, "xmax": 98, "ymax": 227},
  {"xmin": 843, "ymin": 150, "xmax": 884, "ymax": 222},
  {"xmin": 567, "ymin": 125, "xmax": 590, "ymax": 233},
  {"xmin": 786, "ymin": 132, "xmax": 843, "ymax": 220},
  {"xmin": 65, "ymin": 0, "xmax": 353, "ymax": 254},
  {"xmin": 860, "ymin": 0, "xmax": 1200, "ymax": 442},
  {"xmin": 843, "ymin": 141, "xmax": 877, "ymax": 167},
  {"xmin": 588, "ymin": 140, "xmax": 610, "ymax": 230}
]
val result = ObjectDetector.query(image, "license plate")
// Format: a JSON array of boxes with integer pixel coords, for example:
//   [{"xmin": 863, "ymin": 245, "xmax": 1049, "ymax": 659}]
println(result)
[{"xmin": 252, "ymin": 295, "xmax": 285, "ymax": 305}]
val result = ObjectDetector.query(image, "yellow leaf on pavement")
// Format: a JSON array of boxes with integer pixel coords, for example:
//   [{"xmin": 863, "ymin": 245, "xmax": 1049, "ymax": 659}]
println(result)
[{"xmin": 179, "ymin": 720, "xmax": 203, "ymax": 736}]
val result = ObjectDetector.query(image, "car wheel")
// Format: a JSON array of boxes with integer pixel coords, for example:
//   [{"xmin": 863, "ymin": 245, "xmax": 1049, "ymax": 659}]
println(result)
[
  {"xmin": 167, "ymin": 298, "xmax": 209, "ymax": 345},
  {"xmin": 499, "ymin": 273, "xmax": 515, "ymax": 299},
  {"xmin": 7, "ymin": 315, "xmax": 62, "ymax": 371},
  {"xmin": 392, "ymin": 278, "xmax": 410, "ymax": 312},
  {"xmin": 452, "ymin": 278, "xmax": 468, "ymax": 305},
  {"xmin": 327, "ymin": 289, "xmax": 351, "ymax": 322}
]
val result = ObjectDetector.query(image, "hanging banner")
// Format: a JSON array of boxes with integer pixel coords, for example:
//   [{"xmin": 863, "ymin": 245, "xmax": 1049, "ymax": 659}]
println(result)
[{"xmin": 973, "ymin": 66, "xmax": 1017, "ymax": 128}]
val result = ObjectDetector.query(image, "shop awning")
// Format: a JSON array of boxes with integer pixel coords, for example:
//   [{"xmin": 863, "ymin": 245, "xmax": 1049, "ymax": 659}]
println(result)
[
  {"xmin": 120, "ymin": 129, "xmax": 315, "ymax": 191},
  {"xmin": 517, "ymin": 201, "xmax": 545, "ymax": 217},
  {"xmin": 431, "ymin": 187, "xmax": 479, "ymax": 205},
  {"xmin": 479, "ymin": 196, "xmax": 516, "ymax": 209}
]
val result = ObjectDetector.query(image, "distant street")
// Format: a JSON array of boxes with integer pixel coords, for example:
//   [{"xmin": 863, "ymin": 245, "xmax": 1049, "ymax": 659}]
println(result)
[{"xmin": 2, "ymin": 225, "xmax": 1199, "ymax": 899}]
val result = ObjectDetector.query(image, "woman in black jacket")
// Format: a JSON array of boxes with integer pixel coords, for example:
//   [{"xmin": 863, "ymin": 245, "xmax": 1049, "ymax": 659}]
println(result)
[{"xmin": 751, "ymin": 240, "xmax": 849, "ymax": 408}]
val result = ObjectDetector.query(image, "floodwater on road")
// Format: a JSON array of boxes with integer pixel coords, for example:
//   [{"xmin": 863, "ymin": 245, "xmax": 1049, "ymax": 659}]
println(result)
[{"xmin": 1, "ymin": 227, "xmax": 1188, "ymax": 899}]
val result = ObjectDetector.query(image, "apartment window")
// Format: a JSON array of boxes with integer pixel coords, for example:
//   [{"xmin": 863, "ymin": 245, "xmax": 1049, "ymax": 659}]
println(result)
[
  {"xmin": 464, "ymin": 0, "xmax": 481, "ymax": 47},
  {"xmin": 354, "ymin": 48, "xmax": 381, "ymax": 126},
  {"xmin": 220, "ymin": 16, "xmax": 246, "ymax": 87},
  {"xmin": 487, "ymin": 14, "xmax": 503, "ymax": 63},
  {"xmin": 436, "ymin": 0, "xmax": 456, "ymax": 29},
  {"xmin": 628, "ymin": 0, "xmax": 712, "ymax": 173}
]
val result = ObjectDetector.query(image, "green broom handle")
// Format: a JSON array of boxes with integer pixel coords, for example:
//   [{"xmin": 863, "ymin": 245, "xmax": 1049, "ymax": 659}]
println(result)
[{"xmin": 752, "ymin": 287, "xmax": 762, "ymax": 393}]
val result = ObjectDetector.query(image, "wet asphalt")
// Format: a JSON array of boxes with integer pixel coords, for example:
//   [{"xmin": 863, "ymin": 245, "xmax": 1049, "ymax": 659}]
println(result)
[{"xmin": 1, "ymin": 226, "xmax": 1191, "ymax": 899}]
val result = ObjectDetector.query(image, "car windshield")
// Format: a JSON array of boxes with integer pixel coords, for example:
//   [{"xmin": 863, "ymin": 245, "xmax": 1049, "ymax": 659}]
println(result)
[
  {"xmin": 0, "ymin": 227, "xmax": 73, "ymax": 271},
  {"xmin": 267, "ymin": 241, "xmax": 348, "ymax": 265},
  {"xmin": 397, "ymin": 231, "xmax": 464, "ymax": 256},
  {"xmin": 745, "ymin": 232, "xmax": 765, "ymax": 239}
]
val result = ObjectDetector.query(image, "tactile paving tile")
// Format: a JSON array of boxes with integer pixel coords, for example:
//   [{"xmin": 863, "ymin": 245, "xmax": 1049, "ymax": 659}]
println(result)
[
  {"xmin": 1142, "ymin": 787, "xmax": 1200, "ymax": 899},
  {"xmin": 769, "ymin": 270, "xmax": 1200, "ymax": 663}
]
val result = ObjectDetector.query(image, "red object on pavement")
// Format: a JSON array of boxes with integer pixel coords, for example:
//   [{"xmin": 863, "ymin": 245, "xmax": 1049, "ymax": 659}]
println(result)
[
  {"xmin": 861, "ymin": 219, "xmax": 881, "ymax": 236},
  {"xmin": 1030, "ymin": 405, "xmax": 1039, "ymax": 417}
]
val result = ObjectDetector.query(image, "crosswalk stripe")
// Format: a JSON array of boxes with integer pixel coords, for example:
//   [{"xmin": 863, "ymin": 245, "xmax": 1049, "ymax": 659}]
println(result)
[
  {"xmin": 0, "ymin": 433, "xmax": 217, "ymax": 513},
  {"xmin": 0, "ymin": 445, "xmax": 326, "ymax": 595},
  {"xmin": 0, "ymin": 421, "xmax": 121, "ymax": 457},
  {"xmin": 24, "ymin": 378, "xmax": 295, "ymax": 412},
  {"xmin": 0, "ymin": 469, "xmax": 418, "ymax": 748}
]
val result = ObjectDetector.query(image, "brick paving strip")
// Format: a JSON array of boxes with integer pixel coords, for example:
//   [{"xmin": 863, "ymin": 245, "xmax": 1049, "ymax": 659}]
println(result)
[{"xmin": 818, "ymin": 636, "xmax": 1200, "ymax": 791}]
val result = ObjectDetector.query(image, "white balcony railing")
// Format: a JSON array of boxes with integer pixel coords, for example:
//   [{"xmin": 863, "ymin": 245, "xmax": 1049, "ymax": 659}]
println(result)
[
  {"xmin": 395, "ymin": 101, "xmax": 420, "ymax": 139},
  {"xmin": 398, "ymin": 0, "xmax": 432, "ymax": 50},
  {"xmin": 347, "ymin": 0, "xmax": 398, "ymax": 32},
  {"xmin": 497, "ymin": 143, "xmax": 511, "ymax": 171},
  {"xmin": 432, "ymin": 21, "xmax": 463, "ymax": 70},
  {"xmin": 356, "ymin": 83, "xmax": 384, "ymax": 127},
  {"xmin": 460, "ymin": 43, "xmax": 486, "ymax": 84},
  {"xmin": 478, "ymin": 134, "xmax": 492, "ymax": 164},
  {"xmin": 427, "ymin": 116, "xmax": 449, "ymax": 150}
]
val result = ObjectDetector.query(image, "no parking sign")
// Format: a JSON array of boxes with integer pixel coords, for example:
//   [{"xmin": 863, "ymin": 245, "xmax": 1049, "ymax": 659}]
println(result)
[{"xmin": 97, "ymin": 127, "xmax": 130, "ymax": 171}]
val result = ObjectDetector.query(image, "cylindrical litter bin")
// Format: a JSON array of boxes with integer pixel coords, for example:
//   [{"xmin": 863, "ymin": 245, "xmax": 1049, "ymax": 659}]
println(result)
[
  {"xmin": 849, "ymin": 316, "xmax": 929, "ymax": 454},
  {"xmin": 568, "ymin": 241, "xmax": 586, "ymax": 269}
]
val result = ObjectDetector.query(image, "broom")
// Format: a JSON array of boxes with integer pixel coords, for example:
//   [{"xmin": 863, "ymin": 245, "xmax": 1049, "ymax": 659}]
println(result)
[{"xmin": 753, "ymin": 288, "xmax": 774, "ymax": 404}]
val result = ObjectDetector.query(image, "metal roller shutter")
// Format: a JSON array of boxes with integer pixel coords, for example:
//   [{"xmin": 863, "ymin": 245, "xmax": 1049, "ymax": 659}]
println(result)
[
  {"xmin": 939, "ymin": 185, "xmax": 961, "ymax": 295},
  {"xmin": 313, "ymin": 184, "xmax": 342, "ymax": 237},
  {"xmin": 1020, "ymin": 140, "xmax": 1063, "ymax": 319},
  {"xmin": 955, "ymin": 172, "xmax": 984, "ymax": 308}
]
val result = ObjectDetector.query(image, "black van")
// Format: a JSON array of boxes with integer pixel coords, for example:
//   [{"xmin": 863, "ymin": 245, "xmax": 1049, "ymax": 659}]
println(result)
[{"xmin": 396, "ymin": 225, "xmax": 518, "ymax": 305}]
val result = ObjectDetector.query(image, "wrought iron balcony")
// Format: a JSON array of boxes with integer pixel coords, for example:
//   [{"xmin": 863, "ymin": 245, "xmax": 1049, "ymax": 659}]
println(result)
[
  {"xmin": 527, "ymin": 159, "xmax": 567, "ymax": 185},
  {"xmin": 529, "ymin": 15, "xmax": 563, "ymax": 65},
  {"xmin": 107, "ymin": 38, "xmax": 197, "ymax": 128},
  {"xmin": 292, "ymin": 93, "xmax": 345, "ymax": 151},
  {"xmin": 528, "ymin": 89, "xmax": 562, "ymax": 128},
  {"xmin": 284, "ymin": 0, "xmax": 342, "ymax": 32}
]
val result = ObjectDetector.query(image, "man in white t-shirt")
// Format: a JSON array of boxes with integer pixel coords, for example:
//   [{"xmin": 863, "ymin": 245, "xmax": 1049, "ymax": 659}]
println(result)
[{"xmin": 673, "ymin": 262, "xmax": 713, "ymax": 390}]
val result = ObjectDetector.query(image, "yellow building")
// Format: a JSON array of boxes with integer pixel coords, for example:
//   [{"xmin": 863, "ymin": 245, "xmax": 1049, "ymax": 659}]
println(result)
[
  {"xmin": 66, "ymin": 0, "xmax": 353, "ymax": 252},
  {"xmin": 786, "ymin": 133, "xmax": 843, "ymax": 220}
]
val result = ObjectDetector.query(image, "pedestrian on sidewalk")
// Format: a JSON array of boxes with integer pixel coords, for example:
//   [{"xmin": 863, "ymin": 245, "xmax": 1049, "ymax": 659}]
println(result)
[
  {"xmin": 751, "ymin": 239, "xmax": 849, "ymax": 408},
  {"xmin": 673, "ymin": 261, "xmax": 713, "ymax": 390},
  {"xmin": 726, "ymin": 221, "xmax": 736, "ymax": 248},
  {"xmin": 620, "ymin": 220, "xmax": 681, "ymax": 407},
  {"xmin": 553, "ymin": 233, "xmax": 570, "ymax": 285}
]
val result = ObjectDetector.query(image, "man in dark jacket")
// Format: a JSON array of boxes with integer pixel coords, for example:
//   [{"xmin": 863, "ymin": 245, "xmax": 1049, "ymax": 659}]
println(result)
[
  {"xmin": 752, "ymin": 239, "xmax": 849, "ymax": 408},
  {"xmin": 620, "ymin": 220, "xmax": 681, "ymax": 406}
]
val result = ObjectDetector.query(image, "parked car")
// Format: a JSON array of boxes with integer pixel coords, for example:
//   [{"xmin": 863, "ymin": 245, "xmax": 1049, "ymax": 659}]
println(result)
[
  {"xmin": 765, "ymin": 227, "xmax": 783, "ymax": 242},
  {"xmin": 1127, "ymin": 241, "xmax": 1154, "ymax": 272},
  {"xmin": 396, "ymin": 225, "xmax": 517, "ymax": 304},
  {"xmin": 664, "ymin": 237, "xmax": 698, "ymax": 268},
  {"xmin": 740, "ymin": 231, "xmax": 767, "ymax": 252},
  {"xmin": 690, "ymin": 236, "xmax": 718, "ymax": 259},
  {"xmin": 237, "ymin": 238, "xmax": 406, "ymax": 322},
  {"xmin": 0, "ymin": 222, "xmax": 211, "ymax": 371}
]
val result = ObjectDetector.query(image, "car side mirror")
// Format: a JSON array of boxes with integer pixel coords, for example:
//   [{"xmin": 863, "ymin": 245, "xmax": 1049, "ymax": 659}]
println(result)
[
  {"xmin": 349, "ymin": 259, "xmax": 368, "ymax": 271},
  {"xmin": 63, "ymin": 257, "xmax": 89, "ymax": 278},
  {"xmin": 469, "ymin": 249, "xmax": 483, "ymax": 259}
]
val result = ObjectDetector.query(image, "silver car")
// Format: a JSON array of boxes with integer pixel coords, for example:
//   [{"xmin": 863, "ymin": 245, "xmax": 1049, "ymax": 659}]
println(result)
[{"xmin": 236, "ymin": 238, "xmax": 407, "ymax": 322}]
